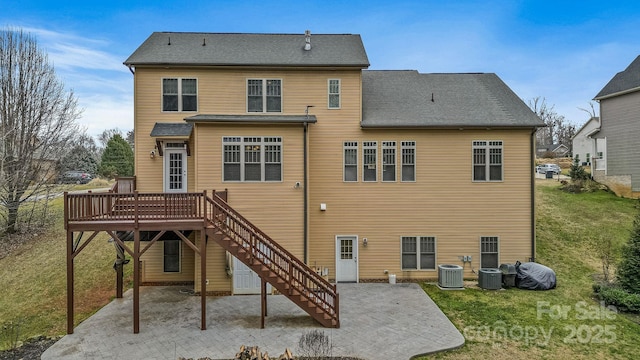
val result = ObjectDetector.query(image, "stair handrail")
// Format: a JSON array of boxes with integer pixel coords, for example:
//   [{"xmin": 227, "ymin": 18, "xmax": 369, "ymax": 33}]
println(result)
[{"xmin": 205, "ymin": 194, "xmax": 338, "ymax": 321}]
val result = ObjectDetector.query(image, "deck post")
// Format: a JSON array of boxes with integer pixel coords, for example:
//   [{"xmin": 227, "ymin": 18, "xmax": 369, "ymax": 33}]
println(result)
[
  {"xmin": 261, "ymin": 278, "xmax": 267, "ymax": 329},
  {"xmin": 66, "ymin": 230, "xmax": 74, "ymax": 334},
  {"xmin": 133, "ymin": 229, "xmax": 140, "ymax": 333},
  {"xmin": 200, "ymin": 229, "xmax": 207, "ymax": 330},
  {"xmin": 116, "ymin": 262, "xmax": 123, "ymax": 298}
]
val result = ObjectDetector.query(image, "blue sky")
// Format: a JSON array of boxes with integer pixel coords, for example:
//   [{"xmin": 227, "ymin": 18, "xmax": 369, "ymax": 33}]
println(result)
[{"xmin": 3, "ymin": 0, "xmax": 640, "ymax": 138}]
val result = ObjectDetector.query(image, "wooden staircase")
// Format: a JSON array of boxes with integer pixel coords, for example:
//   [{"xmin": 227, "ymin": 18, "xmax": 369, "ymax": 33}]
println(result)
[{"xmin": 204, "ymin": 193, "xmax": 339, "ymax": 328}]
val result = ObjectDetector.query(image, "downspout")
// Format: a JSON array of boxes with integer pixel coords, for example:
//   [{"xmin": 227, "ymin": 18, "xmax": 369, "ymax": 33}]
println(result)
[
  {"xmin": 303, "ymin": 122, "xmax": 309, "ymax": 263},
  {"xmin": 530, "ymin": 128, "xmax": 536, "ymax": 262}
]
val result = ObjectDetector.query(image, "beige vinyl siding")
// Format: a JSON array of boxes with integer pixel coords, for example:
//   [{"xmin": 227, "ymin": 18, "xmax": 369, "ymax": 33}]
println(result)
[
  {"xmin": 140, "ymin": 238, "xmax": 195, "ymax": 283},
  {"xmin": 308, "ymin": 129, "xmax": 533, "ymax": 280}
]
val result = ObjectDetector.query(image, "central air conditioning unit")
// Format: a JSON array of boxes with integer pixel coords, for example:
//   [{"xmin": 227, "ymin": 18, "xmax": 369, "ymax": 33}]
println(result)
[
  {"xmin": 438, "ymin": 264, "xmax": 463, "ymax": 289},
  {"xmin": 478, "ymin": 268, "xmax": 502, "ymax": 290}
]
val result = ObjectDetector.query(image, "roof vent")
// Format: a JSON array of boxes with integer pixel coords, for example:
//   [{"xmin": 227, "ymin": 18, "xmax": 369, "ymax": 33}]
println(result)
[{"xmin": 304, "ymin": 30, "xmax": 311, "ymax": 51}]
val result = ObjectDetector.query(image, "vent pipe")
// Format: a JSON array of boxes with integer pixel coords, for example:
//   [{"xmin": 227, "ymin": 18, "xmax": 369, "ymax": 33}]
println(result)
[{"xmin": 304, "ymin": 30, "xmax": 311, "ymax": 51}]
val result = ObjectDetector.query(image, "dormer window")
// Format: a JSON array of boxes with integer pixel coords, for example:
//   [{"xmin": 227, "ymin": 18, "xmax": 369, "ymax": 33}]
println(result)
[{"xmin": 248, "ymin": 79, "xmax": 281, "ymax": 112}]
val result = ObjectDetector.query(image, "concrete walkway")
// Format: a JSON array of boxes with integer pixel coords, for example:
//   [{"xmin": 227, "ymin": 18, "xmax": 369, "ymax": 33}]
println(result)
[{"xmin": 43, "ymin": 283, "xmax": 464, "ymax": 360}]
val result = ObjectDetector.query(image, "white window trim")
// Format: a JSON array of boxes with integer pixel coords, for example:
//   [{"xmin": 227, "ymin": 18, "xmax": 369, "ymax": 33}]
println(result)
[
  {"xmin": 246, "ymin": 78, "xmax": 283, "ymax": 113},
  {"xmin": 382, "ymin": 141, "xmax": 397, "ymax": 182},
  {"xmin": 472, "ymin": 140, "xmax": 504, "ymax": 182},
  {"xmin": 343, "ymin": 141, "xmax": 358, "ymax": 182},
  {"xmin": 163, "ymin": 240, "xmax": 182, "ymax": 273},
  {"xmin": 161, "ymin": 77, "xmax": 198, "ymax": 112},
  {"xmin": 222, "ymin": 136, "xmax": 283, "ymax": 182},
  {"xmin": 363, "ymin": 141, "xmax": 377, "ymax": 182},
  {"xmin": 401, "ymin": 236, "xmax": 437, "ymax": 271},
  {"xmin": 328, "ymin": 78, "xmax": 341, "ymax": 109},
  {"xmin": 401, "ymin": 141, "xmax": 416, "ymax": 182},
  {"xmin": 479, "ymin": 236, "xmax": 500, "ymax": 268}
]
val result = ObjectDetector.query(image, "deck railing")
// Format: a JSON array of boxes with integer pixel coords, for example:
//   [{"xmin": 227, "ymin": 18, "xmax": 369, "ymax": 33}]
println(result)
[{"xmin": 64, "ymin": 191, "xmax": 206, "ymax": 227}]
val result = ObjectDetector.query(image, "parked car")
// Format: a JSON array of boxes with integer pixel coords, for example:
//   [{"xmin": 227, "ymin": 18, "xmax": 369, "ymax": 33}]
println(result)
[
  {"xmin": 59, "ymin": 171, "xmax": 93, "ymax": 184},
  {"xmin": 536, "ymin": 163, "xmax": 561, "ymax": 175}
]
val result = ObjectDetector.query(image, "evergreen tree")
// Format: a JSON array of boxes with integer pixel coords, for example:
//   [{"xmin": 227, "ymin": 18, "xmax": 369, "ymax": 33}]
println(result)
[
  {"xmin": 569, "ymin": 156, "xmax": 588, "ymax": 181},
  {"xmin": 617, "ymin": 202, "xmax": 640, "ymax": 294},
  {"xmin": 98, "ymin": 134, "xmax": 134, "ymax": 178}
]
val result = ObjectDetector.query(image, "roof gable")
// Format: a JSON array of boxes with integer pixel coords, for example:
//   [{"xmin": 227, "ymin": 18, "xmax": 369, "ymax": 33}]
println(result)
[
  {"xmin": 124, "ymin": 32, "xmax": 370, "ymax": 68},
  {"xmin": 595, "ymin": 55, "xmax": 640, "ymax": 99},
  {"xmin": 361, "ymin": 71, "xmax": 544, "ymax": 128}
]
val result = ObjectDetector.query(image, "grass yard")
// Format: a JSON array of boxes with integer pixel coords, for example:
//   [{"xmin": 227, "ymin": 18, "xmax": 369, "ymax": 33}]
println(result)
[
  {"xmin": 0, "ymin": 181, "xmax": 132, "ymax": 350},
  {"xmin": 418, "ymin": 180, "xmax": 640, "ymax": 359}
]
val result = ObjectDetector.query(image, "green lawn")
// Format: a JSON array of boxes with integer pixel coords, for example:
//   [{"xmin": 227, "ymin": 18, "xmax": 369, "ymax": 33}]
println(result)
[
  {"xmin": 0, "ymin": 181, "xmax": 132, "ymax": 350},
  {"xmin": 418, "ymin": 181, "xmax": 640, "ymax": 359}
]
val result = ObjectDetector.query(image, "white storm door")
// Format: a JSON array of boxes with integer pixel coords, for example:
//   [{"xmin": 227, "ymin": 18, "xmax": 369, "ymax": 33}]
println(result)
[
  {"xmin": 164, "ymin": 148, "xmax": 187, "ymax": 193},
  {"xmin": 336, "ymin": 236, "xmax": 358, "ymax": 283},
  {"xmin": 233, "ymin": 257, "xmax": 267, "ymax": 294}
]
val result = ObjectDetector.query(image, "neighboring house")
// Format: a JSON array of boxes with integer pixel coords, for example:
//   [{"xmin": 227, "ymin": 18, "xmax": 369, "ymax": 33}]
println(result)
[
  {"xmin": 593, "ymin": 55, "xmax": 640, "ymax": 197},
  {"xmin": 536, "ymin": 143, "xmax": 570, "ymax": 158},
  {"xmin": 571, "ymin": 117, "xmax": 606, "ymax": 173},
  {"xmin": 63, "ymin": 31, "xmax": 544, "ymax": 333}
]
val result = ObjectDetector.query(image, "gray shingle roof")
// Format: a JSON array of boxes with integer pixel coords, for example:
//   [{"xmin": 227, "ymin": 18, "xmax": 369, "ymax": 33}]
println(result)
[
  {"xmin": 150, "ymin": 123, "xmax": 193, "ymax": 137},
  {"xmin": 124, "ymin": 32, "xmax": 370, "ymax": 68},
  {"xmin": 361, "ymin": 70, "xmax": 544, "ymax": 128},
  {"xmin": 594, "ymin": 55, "xmax": 640, "ymax": 99}
]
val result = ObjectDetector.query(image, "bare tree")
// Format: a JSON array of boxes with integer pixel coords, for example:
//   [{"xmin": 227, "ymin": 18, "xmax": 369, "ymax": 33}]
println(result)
[
  {"xmin": 0, "ymin": 28, "xmax": 81, "ymax": 234},
  {"xmin": 98, "ymin": 128, "xmax": 122, "ymax": 148},
  {"xmin": 578, "ymin": 101, "xmax": 598, "ymax": 119},
  {"xmin": 529, "ymin": 97, "xmax": 575, "ymax": 151}
]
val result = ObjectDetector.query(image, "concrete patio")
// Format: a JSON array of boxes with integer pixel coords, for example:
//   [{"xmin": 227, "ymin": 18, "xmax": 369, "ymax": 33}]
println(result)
[{"xmin": 42, "ymin": 283, "xmax": 464, "ymax": 360}]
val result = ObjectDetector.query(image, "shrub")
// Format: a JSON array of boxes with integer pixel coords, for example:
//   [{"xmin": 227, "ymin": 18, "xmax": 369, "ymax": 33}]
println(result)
[
  {"xmin": 594, "ymin": 284, "xmax": 640, "ymax": 313},
  {"xmin": 297, "ymin": 330, "xmax": 332, "ymax": 360},
  {"xmin": 617, "ymin": 201, "xmax": 640, "ymax": 295}
]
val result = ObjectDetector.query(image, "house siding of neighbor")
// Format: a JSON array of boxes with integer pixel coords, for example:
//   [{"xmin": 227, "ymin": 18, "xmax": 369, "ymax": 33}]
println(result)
[
  {"xmin": 123, "ymin": 32, "xmax": 544, "ymax": 293},
  {"xmin": 594, "ymin": 55, "xmax": 640, "ymax": 197},
  {"xmin": 571, "ymin": 117, "xmax": 606, "ymax": 175}
]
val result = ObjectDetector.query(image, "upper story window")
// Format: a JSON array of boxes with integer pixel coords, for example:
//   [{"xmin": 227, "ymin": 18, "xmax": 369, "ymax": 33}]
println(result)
[
  {"xmin": 363, "ymin": 141, "xmax": 377, "ymax": 182},
  {"xmin": 401, "ymin": 141, "xmax": 416, "ymax": 182},
  {"xmin": 163, "ymin": 78, "xmax": 197, "ymax": 112},
  {"xmin": 328, "ymin": 79, "xmax": 341, "ymax": 109},
  {"xmin": 223, "ymin": 136, "xmax": 282, "ymax": 182},
  {"xmin": 343, "ymin": 141, "xmax": 358, "ymax": 182},
  {"xmin": 248, "ymin": 79, "xmax": 281, "ymax": 113},
  {"xmin": 382, "ymin": 141, "xmax": 396, "ymax": 182},
  {"xmin": 473, "ymin": 140, "xmax": 503, "ymax": 182}
]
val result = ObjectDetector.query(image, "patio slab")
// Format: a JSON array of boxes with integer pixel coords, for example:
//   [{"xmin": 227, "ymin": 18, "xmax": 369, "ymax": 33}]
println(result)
[{"xmin": 42, "ymin": 283, "xmax": 464, "ymax": 360}]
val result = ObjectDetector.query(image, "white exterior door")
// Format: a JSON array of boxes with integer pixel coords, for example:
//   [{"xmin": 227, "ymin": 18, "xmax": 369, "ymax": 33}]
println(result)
[
  {"xmin": 233, "ymin": 257, "xmax": 271, "ymax": 294},
  {"xmin": 336, "ymin": 236, "xmax": 358, "ymax": 283},
  {"xmin": 164, "ymin": 148, "xmax": 187, "ymax": 193}
]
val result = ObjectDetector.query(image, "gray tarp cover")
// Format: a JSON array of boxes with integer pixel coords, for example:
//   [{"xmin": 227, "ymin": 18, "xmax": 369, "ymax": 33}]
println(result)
[{"xmin": 515, "ymin": 262, "xmax": 557, "ymax": 290}]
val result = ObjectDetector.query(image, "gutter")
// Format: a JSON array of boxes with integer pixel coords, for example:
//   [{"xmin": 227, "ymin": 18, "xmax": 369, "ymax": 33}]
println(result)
[
  {"xmin": 303, "ymin": 122, "xmax": 309, "ymax": 263},
  {"xmin": 530, "ymin": 128, "xmax": 536, "ymax": 262}
]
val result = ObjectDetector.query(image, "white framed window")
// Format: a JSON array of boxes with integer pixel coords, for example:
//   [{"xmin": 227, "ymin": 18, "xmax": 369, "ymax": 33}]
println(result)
[
  {"xmin": 343, "ymin": 141, "xmax": 358, "ymax": 182},
  {"xmin": 401, "ymin": 236, "xmax": 436, "ymax": 270},
  {"xmin": 328, "ymin": 79, "xmax": 341, "ymax": 109},
  {"xmin": 162, "ymin": 78, "xmax": 197, "ymax": 112},
  {"xmin": 401, "ymin": 141, "xmax": 416, "ymax": 182},
  {"xmin": 163, "ymin": 240, "xmax": 181, "ymax": 272},
  {"xmin": 480, "ymin": 236, "xmax": 499, "ymax": 268},
  {"xmin": 363, "ymin": 141, "xmax": 377, "ymax": 182},
  {"xmin": 222, "ymin": 136, "xmax": 282, "ymax": 182},
  {"xmin": 247, "ymin": 79, "xmax": 282, "ymax": 112},
  {"xmin": 473, "ymin": 140, "xmax": 503, "ymax": 182},
  {"xmin": 382, "ymin": 141, "xmax": 396, "ymax": 182}
]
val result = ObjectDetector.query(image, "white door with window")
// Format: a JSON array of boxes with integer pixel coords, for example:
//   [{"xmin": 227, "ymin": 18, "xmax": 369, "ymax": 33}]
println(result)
[
  {"xmin": 164, "ymin": 147, "xmax": 187, "ymax": 193},
  {"xmin": 336, "ymin": 236, "xmax": 358, "ymax": 283},
  {"xmin": 233, "ymin": 257, "xmax": 271, "ymax": 294}
]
